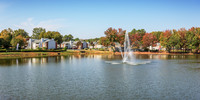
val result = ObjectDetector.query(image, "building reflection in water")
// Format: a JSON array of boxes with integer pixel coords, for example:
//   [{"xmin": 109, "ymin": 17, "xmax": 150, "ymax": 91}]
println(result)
[
  {"xmin": 1, "ymin": 54, "xmax": 200, "ymax": 67},
  {"xmin": 0, "ymin": 56, "xmax": 66, "ymax": 67}
]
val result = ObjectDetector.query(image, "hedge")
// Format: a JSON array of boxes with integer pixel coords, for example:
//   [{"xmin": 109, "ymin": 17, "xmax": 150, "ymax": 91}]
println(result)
[{"xmin": 0, "ymin": 49, "xmax": 64, "ymax": 52}]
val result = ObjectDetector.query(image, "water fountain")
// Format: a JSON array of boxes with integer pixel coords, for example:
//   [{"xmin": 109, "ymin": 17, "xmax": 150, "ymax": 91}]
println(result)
[
  {"xmin": 106, "ymin": 33, "xmax": 150, "ymax": 65},
  {"xmin": 120, "ymin": 32, "xmax": 134, "ymax": 63}
]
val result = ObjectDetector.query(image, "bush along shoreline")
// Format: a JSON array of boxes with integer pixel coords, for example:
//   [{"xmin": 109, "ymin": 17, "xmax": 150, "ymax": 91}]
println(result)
[{"xmin": 0, "ymin": 49, "xmax": 64, "ymax": 52}]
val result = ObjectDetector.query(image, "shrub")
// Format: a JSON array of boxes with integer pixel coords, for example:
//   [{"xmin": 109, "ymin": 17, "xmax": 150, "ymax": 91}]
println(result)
[
  {"xmin": 0, "ymin": 49, "xmax": 7, "ymax": 52},
  {"xmin": 37, "ymin": 47, "xmax": 42, "ymax": 50},
  {"xmin": 64, "ymin": 47, "xmax": 67, "ymax": 51},
  {"xmin": 43, "ymin": 47, "xmax": 47, "ymax": 50},
  {"xmin": 99, "ymin": 48, "xmax": 104, "ymax": 51}
]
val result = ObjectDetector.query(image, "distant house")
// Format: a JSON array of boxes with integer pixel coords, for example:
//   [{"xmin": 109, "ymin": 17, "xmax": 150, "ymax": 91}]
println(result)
[
  {"xmin": 61, "ymin": 41, "xmax": 74, "ymax": 49},
  {"xmin": 94, "ymin": 44, "xmax": 104, "ymax": 49},
  {"xmin": 61, "ymin": 40, "xmax": 79, "ymax": 49},
  {"xmin": 81, "ymin": 41, "xmax": 88, "ymax": 49},
  {"xmin": 61, "ymin": 40, "xmax": 89, "ymax": 49},
  {"xmin": 88, "ymin": 41, "xmax": 98, "ymax": 49},
  {"xmin": 148, "ymin": 43, "xmax": 165, "ymax": 51},
  {"xmin": 27, "ymin": 38, "xmax": 57, "ymax": 49}
]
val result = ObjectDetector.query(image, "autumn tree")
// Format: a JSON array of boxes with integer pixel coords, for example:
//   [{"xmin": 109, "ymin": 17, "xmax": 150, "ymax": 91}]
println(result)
[
  {"xmin": 104, "ymin": 27, "xmax": 118, "ymax": 46},
  {"xmin": 160, "ymin": 30, "xmax": 172, "ymax": 52},
  {"xmin": 99, "ymin": 37, "xmax": 110, "ymax": 47},
  {"xmin": 177, "ymin": 28, "xmax": 187, "ymax": 52},
  {"xmin": 10, "ymin": 29, "xmax": 29, "ymax": 48},
  {"xmin": 0, "ymin": 28, "xmax": 13, "ymax": 48},
  {"xmin": 104, "ymin": 27, "xmax": 125, "ymax": 46},
  {"xmin": 128, "ymin": 28, "xmax": 146, "ymax": 48},
  {"xmin": 152, "ymin": 31, "xmax": 162, "ymax": 42},
  {"xmin": 142, "ymin": 33, "xmax": 157, "ymax": 49},
  {"xmin": 129, "ymin": 33, "xmax": 141, "ymax": 49},
  {"xmin": 116, "ymin": 28, "xmax": 125, "ymax": 45}
]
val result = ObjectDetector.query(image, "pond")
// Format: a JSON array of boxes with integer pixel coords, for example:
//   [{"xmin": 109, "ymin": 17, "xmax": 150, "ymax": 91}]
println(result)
[{"xmin": 0, "ymin": 54, "xmax": 200, "ymax": 100}]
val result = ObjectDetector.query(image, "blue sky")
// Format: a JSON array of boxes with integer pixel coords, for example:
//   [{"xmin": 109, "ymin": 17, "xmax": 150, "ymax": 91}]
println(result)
[{"xmin": 0, "ymin": 0, "xmax": 200, "ymax": 39}]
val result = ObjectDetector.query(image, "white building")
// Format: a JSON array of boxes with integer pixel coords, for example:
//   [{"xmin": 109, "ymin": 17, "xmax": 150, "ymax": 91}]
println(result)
[
  {"xmin": 81, "ymin": 41, "xmax": 88, "ymax": 49},
  {"xmin": 61, "ymin": 41, "xmax": 77, "ymax": 49},
  {"xmin": 94, "ymin": 44, "xmax": 104, "ymax": 49},
  {"xmin": 61, "ymin": 40, "xmax": 89, "ymax": 49},
  {"xmin": 148, "ymin": 43, "xmax": 166, "ymax": 51},
  {"xmin": 27, "ymin": 38, "xmax": 57, "ymax": 49},
  {"xmin": 61, "ymin": 41, "xmax": 73, "ymax": 49}
]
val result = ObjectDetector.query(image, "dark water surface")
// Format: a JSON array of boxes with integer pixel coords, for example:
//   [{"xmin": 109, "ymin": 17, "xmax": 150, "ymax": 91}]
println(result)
[{"xmin": 0, "ymin": 54, "xmax": 200, "ymax": 100}]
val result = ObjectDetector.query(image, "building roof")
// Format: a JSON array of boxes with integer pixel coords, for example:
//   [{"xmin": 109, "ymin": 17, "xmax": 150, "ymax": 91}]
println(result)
[
  {"xmin": 61, "ymin": 42, "xmax": 70, "ymax": 44},
  {"xmin": 31, "ymin": 38, "xmax": 54, "ymax": 43},
  {"xmin": 32, "ymin": 39, "xmax": 40, "ymax": 43}
]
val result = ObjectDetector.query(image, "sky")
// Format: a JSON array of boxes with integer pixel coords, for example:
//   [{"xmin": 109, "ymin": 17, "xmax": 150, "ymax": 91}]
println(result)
[{"xmin": 0, "ymin": 0, "xmax": 200, "ymax": 39}]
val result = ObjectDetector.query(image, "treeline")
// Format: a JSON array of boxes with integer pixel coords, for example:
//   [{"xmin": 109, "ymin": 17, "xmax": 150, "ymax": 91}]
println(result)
[
  {"xmin": 0, "ymin": 27, "xmax": 79, "ymax": 49},
  {"xmin": 100, "ymin": 27, "xmax": 200, "ymax": 53},
  {"xmin": 1, "ymin": 27, "xmax": 200, "ymax": 53}
]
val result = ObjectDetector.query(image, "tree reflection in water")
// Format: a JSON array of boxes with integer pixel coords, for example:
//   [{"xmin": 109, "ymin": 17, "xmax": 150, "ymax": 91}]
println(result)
[{"xmin": 1, "ymin": 54, "xmax": 200, "ymax": 67}]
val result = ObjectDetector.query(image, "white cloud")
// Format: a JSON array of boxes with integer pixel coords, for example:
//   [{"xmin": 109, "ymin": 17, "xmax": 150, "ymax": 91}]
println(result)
[{"xmin": 14, "ymin": 18, "xmax": 66, "ymax": 35}]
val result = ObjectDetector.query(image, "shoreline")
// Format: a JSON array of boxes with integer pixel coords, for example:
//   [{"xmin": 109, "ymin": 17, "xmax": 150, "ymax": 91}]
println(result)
[{"xmin": 0, "ymin": 51, "xmax": 198, "ymax": 58}]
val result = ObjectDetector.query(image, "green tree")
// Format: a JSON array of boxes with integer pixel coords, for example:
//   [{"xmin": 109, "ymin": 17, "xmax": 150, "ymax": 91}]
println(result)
[
  {"xmin": 63, "ymin": 34, "xmax": 73, "ymax": 41},
  {"xmin": 185, "ymin": 28, "xmax": 200, "ymax": 53},
  {"xmin": 128, "ymin": 29, "xmax": 137, "ymax": 35},
  {"xmin": 74, "ymin": 38, "xmax": 80, "ymax": 41},
  {"xmin": 10, "ymin": 35, "xmax": 26, "ymax": 49},
  {"xmin": 53, "ymin": 32, "xmax": 63, "ymax": 44},
  {"xmin": 0, "ymin": 38, "xmax": 3, "ymax": 48},
  {"xmin": 13, "ymin": 29, "xmax": 29, "ymax": 38},
  {"xmin": 128, "ymin": 29, "xmax": 146, "ymax": 37},
  {"xmin": 168, "ymin": 30, "xmax": 180, "ymax": 52},
  {"xmin": 44, "ymin": 31, "xmax": 63, "ymax": 44},
  {"xmin": 32, "ymin": 27, "xmax": 46, "ymax": 39}
]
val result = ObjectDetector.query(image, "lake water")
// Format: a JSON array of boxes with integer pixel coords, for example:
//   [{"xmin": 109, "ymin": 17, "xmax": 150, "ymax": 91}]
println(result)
[{"xmin": 0, "ymin": 54, "xmax": 200, "ymax": 100}]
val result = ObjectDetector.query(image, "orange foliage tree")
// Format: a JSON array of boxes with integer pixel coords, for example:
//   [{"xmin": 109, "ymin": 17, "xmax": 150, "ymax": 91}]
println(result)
[
  {"xmin": 142, "ymin": 33, "xmax": 157, "ymax": 49},
  {"xmin": 160, "ymin": 30, "xmax": 172, "ymax": 52},
  {"xmin": 104, "ymin": 27, "xmax": 126, "ymax": 46}
]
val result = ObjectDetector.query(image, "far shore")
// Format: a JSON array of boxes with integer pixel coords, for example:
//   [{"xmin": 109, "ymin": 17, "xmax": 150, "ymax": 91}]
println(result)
[
  {"xmin": 0, "ymin": 50, "xmax": 199, "ymax": 59},
  {"xmin": 115, "ymin": 51, "xmax": 195, "ymax": 55}
]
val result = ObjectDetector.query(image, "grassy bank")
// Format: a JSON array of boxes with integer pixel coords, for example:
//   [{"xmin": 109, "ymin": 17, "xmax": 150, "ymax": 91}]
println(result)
[
  {"xmin": 114, "ymin": 51, "xmax": 195, "ymax": 55},
  {"xmin": 0, "ymin": 50, "xmax": 113, "ymax": 58},
  {"xmin": 0, "ymin": 50, "xmax": 198, "ymax": 59}
]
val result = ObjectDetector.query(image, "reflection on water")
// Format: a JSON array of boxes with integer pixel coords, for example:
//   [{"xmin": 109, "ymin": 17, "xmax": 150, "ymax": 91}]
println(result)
[
  {"xmin": 0, "ymin": 55, "xmax": 119, "ymax": 66},
  {"xmin": 1, "ymin": 54, "xmax": 200, "ymax": 99},
  {"xmin": 1, "ymin": 54, "xmax": 200, "ymax": 66}
]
